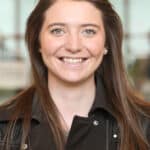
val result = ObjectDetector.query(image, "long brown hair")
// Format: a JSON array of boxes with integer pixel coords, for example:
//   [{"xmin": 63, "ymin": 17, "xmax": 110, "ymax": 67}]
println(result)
[{"xmin": 1, "ymin": 0, "xmax": 150, "ymax": 149}]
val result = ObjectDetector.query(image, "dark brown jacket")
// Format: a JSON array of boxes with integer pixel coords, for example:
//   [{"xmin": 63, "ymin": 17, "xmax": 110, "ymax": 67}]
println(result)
[{"xmin": 0, "ymin": 78, "xmax": 150, "ymax": 150}]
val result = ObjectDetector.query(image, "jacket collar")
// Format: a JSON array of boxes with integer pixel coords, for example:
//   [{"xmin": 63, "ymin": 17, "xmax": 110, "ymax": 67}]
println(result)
[
  {"xmin": 31, "ymin": 92, "xmax": 43, "ymax": 122},
  {"xmin": 31, "ymin": 75, "xmax": 115, "ymax": 122},
  {"xmin": 88, "ymin": 73, "xmax": 114, "ymax": 117}
]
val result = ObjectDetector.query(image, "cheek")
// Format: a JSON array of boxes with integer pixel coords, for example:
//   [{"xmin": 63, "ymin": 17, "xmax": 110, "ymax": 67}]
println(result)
[
  {"xmin": 40, "ymin": 35, "xmax": 64, "ymax": 54},
  {"xmin": 86, "ymin": 40, "xmax": 105, "ymax": 56}
]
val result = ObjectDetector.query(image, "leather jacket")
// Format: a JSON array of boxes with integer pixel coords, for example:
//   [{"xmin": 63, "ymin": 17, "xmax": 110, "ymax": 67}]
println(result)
[{"xmin": 0, "ymin": 83, "xmax": 150, "ymax": 150}]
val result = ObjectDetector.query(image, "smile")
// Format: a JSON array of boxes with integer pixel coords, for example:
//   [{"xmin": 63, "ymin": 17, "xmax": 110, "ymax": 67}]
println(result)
[{"xmin": 58, "ymin": 57, "xmax": 88, "ymax": 64}]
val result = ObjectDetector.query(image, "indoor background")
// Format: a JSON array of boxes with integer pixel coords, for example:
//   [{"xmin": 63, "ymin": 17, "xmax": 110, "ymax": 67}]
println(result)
[{"xmin": 0, "ymin": 0, "xmax": 150, "ymax": 101}]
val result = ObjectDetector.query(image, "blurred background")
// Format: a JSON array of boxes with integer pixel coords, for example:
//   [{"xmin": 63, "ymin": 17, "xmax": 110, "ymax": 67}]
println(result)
[{"xmin": 0, "ymin": 0, "xmax": 150, "ymax": 101}]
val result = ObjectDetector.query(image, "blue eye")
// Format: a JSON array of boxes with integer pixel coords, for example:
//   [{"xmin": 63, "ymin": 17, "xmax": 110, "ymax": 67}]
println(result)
[
  {"xmin": 82, "ymin": 29, "xmax": 97, "ymax": 37},
  {"xmin": 50, "ymin": 28, "xmax": 65, "ymax": 36}
]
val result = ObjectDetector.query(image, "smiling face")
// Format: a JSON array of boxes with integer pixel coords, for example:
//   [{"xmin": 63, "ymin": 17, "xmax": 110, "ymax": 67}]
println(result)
[{"xmin": 39, "ymin": 0, "xmax": 106, "ymax": 85}]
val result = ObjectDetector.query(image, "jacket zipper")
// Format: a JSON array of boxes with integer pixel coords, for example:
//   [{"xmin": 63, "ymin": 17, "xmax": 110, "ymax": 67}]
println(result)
[{"xmin": 106, "ymin": 119, "xmax": 109, "ymax": 150}]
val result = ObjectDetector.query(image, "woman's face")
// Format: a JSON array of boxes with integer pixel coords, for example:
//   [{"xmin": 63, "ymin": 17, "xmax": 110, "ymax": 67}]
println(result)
[{"xmin": 40, "ymin": 0, "xmax": 106, "ymax": 84}]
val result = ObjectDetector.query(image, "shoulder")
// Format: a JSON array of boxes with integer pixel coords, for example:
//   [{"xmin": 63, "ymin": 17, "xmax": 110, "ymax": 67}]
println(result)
[
  {"xmin": 0, "ymin": 86, "xmax": 39, "ymax": 144},
  {"xmin": 0, "ymin": 86, "xmax": 35, "ymax": 121},
  {"xmin": 141, "ymin": 115, "xmax": 150, "ymax": 143}
]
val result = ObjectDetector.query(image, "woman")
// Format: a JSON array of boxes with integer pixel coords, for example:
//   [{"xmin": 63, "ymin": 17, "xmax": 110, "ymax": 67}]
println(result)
[{"xmin": 0, "ymin": 0, "xmax": 150, "ymax": 150}]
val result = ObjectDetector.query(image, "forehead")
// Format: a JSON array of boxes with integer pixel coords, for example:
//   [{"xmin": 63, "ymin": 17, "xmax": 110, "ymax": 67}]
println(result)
[{"xmin": 43, "ymin": 0, "xmax": 103, "ymax": 25}]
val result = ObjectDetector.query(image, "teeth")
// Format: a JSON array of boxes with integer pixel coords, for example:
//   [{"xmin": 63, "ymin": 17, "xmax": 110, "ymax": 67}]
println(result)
[{"xmin": 62, "ymin": 58, "xmax": 84, "ymax": 63}]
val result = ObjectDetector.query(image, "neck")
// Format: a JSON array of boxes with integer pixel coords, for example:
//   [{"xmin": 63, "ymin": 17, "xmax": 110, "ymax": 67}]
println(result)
[{"xmin": 48, "ymin": 74, "xmax": 96, "ymax": 131}]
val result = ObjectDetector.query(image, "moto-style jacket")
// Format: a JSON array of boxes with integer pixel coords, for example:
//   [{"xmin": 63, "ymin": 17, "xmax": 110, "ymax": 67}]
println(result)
[{"xmin": 0, "ymin": 78, "xmax": 150, "ymax": 150}]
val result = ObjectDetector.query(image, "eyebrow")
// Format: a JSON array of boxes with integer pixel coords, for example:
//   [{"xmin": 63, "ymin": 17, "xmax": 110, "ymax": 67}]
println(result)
[{"xmin": 48, "ymin": 23, "xmax": 100, "ymax": 29}]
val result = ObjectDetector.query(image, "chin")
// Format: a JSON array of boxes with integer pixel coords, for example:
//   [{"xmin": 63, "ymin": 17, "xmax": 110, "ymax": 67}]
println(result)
[{"xmin": 58, "ymin": 74, "xmax": 94, "ymax": 85}]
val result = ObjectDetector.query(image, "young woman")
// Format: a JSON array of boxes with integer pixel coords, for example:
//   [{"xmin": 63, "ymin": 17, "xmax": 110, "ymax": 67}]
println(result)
[{"xmin": 0, "ymin": 0, "xmax": 150, "ymax": 150}]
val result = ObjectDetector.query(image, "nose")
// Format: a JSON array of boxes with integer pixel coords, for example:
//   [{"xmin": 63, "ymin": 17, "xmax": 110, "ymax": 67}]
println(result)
[{"xmin": 65, "ymin": 32, "xmax": 82, "ymax": 53}]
